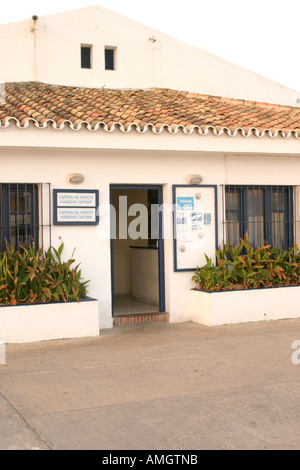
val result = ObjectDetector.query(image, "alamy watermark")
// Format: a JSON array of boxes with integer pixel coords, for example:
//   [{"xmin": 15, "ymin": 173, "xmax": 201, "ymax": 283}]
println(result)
[
  {"xmin": 95, "ymin": 198, "xmax": 206, "ymax": 248},
  {"xmin": 0, "ymin": 339, "xmax": 6, "ymax": 365},
  {"xmin": 292, "ymin": 341, "xmax": 300, "ymax": 365},
  {"xmin": 0, "ymin": 82, "xmax": 5, "ymax": 105},
  {"xmin": 95, "ymin": 199, "xmax": 174, "ymax": 242}
]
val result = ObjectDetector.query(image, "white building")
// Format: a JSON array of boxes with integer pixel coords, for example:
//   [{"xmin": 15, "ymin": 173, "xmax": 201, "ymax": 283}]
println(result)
[
  {"xmin": 1, "ymin": 5, "xmax": 300, "ymax": 105},
  {"xmin": 1, "ymin": 6, "xmax": 300, "ymax": 331}
]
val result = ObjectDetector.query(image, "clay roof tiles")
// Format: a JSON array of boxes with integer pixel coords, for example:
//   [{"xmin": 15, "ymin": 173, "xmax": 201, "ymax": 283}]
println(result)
[{"xmin": 0, "ymin": 81, "xmax": 300, "ymax": 138}]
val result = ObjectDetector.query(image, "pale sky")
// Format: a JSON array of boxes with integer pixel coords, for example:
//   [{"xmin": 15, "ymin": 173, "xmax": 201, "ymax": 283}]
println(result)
[{"xmin": 1, "ymin": 0, "xmax": 300, "ymax": 92}]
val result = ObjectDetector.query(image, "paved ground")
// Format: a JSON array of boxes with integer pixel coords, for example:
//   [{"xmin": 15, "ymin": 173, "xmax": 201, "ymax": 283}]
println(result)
[{"xmin": 0, "ymin": 319, "xmax": 300, "ymax": 450}]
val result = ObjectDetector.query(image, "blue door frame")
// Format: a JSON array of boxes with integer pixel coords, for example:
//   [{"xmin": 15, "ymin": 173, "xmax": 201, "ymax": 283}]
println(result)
[{"xmin": 110, "ymin": 185, "xmax": 166, "ymax": 316}]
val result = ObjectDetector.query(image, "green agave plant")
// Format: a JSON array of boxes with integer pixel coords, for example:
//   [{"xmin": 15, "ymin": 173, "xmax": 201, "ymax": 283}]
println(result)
[
  {"xmin": 192, "ymin": 234, "xmax": 300, "ymax": 292},
  {"xmin": 0, "ymin": 243, "xmax": 89, "ymax": 305}
]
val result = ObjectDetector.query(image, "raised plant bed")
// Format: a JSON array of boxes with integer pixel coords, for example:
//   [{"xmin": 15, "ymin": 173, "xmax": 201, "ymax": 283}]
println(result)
[
  {"xmin": 191, "ymin": 235, "xmax": 300, "ymax": 326},
  {"xmin": 0, "ymin": 297, "xmax": 99, "ymax": 344},
  {"xmin": 0, "ymin": 243, "xmax": 99, "ymax": 343},
  {"xmin": 190, "ymin": 286, "xmax": 300, "ymax": 327}
]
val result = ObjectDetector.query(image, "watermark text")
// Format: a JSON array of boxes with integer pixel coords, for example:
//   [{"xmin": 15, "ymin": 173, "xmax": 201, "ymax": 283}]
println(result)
[
  {"xmin": 0, "ymin": 339, "xmax": 6, "ymax": 365},
  {"xmin": 292, "ymin": 341, "xmax": 300, "ymax": 365},
  {"xmin": 0, "ymin": 82, "xmax": 5, "ymax": 105}
]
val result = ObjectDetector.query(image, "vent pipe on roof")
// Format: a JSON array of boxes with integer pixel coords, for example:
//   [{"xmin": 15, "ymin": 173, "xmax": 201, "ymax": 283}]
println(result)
[
  {"xmin": 30, "ymin": 15, "xmax": 39, "ymax": 32},
  {"xmin": 30, "ymin": 16, "xmax": 39, "ymax": 81}
]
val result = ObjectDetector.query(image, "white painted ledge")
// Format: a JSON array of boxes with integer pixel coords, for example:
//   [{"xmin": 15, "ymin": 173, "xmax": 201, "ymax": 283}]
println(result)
[
  {"xmin": 0, "ymin": 297, "xmax": 99, "ymax": 344},
  {"xmin": 190, "ymin": 286, "xmax": 300, "ymax": 326}
]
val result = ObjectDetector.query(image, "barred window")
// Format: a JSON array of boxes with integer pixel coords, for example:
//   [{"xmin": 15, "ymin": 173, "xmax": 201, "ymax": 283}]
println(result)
[
  {"xmin": 225, "ymin": 186, "xmax": 294, "ymax": 250},
  {"xmin": 0, "ymin": 183, "xmax": 51, "ymax": 250},
  {"xmin": 0, "ymin": 184, "xmax": 39, "ymax": 250}
]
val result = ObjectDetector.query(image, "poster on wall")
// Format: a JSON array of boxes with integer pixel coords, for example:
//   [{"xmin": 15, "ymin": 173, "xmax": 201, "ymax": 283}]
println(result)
[
  {"xmin": 53, "ymin": 189, "xmax": 99, "ymax": 226},
  {"xmin": 173, "ymin": 185, "xmax": 218, "ymax": 271}
]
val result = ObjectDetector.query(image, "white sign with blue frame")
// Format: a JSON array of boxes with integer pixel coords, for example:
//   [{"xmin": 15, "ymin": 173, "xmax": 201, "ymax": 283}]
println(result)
[{"xmin": 53, "ymin": 189, "xmax": 99, "ymax": 226}]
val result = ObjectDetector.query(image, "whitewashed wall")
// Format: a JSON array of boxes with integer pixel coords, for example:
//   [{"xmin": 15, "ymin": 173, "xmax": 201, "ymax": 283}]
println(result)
[
  {"xmin": 0, "ymin": 131, "xmax": 300, "ymax": 329},
  {"xmin": 0, "ymin": 5, "xmax": 299, "ymax": 106}
]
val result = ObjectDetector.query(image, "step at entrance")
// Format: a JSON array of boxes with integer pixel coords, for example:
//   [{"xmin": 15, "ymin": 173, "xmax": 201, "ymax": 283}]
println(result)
[{"xmin": 113, "ymin": 312, "xmax": 169, "ymax": 327}]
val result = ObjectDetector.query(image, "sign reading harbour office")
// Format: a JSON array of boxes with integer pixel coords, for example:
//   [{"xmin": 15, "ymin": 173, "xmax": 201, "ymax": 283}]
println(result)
[{"xmin": 53, "ymin": 189, "xmax": 99, "ymax": 225}]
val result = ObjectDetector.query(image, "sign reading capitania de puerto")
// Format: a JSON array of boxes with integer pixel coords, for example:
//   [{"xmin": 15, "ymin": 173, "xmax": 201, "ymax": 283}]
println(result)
[{"xmin": 53, "ymin": 189, "xmax": 99, "ymax": 226}]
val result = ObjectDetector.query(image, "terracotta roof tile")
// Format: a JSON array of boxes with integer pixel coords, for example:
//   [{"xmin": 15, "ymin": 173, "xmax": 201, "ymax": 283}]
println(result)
[{"xmin": 0, "ymin": 82, "xmax": 300, "ymax": 138}]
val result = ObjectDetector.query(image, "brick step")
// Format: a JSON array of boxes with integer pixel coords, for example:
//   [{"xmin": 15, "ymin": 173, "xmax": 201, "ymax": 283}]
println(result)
[{"xmin": 113, "ymin": 312, "xmax": 169, "ymax": 328}]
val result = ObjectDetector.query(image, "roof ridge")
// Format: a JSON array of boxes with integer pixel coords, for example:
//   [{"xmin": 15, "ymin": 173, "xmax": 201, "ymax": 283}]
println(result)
[
  {"xmin": 139, "ymin": 87, "xmax": 298, "ymax": 111},
  {"xmin": 4, "ymin": 82, "xmax": 299, "ymax": 111},
  {"xmin": 180, "ymin": 90, "xmax": 295, "ymax": 111}
]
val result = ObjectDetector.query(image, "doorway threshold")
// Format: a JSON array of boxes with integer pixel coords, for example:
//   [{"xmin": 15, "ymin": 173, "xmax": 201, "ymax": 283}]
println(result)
[{"xmin": 113, "ymin": 312, "xmax": 169, "ymax": 328}]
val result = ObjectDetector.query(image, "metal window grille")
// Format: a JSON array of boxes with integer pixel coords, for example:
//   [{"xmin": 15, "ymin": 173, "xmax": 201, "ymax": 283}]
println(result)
[
  {"xmin": 223, "ymin": 185, "xmax": 294, "ymax": 250},
  {"xmin": 0, "ymin": 183, "xmax": 51, "ymax": 251}
]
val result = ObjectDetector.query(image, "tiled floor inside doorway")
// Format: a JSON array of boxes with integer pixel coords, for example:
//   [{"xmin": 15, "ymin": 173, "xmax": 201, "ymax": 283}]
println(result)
[{"xmin": 113, "ymin": 295, "xmax": 159, "ymax": 317}]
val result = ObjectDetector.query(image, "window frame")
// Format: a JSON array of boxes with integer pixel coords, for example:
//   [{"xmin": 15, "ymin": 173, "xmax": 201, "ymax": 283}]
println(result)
[
  {"xmin": 104, "ymin": 47, "xmax": 116, "ymax": 71},
  {"xmin": 224, "ymin": 185, "xmax": 294, "ymax": 250},
  {"xmin": 0, "ymin": 184, "xmax": 39, "ymax": 250},
  {"xmin": 81, "ymin": 44, "xmax": 92, "ymax": 69}
]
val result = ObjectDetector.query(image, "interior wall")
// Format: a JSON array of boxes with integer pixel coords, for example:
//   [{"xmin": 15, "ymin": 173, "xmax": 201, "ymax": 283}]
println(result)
[{"xmin": 112, "ymin": 189, "xmax": 148, "ymax": 296}]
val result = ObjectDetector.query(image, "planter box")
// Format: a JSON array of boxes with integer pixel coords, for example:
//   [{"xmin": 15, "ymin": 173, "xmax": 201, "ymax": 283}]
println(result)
[
  {"xmin": 0, "ymin": 297, "xmax": 99, "ymax": 344},
  {"xmin": 190, "ymin": 286, "xmax": 300, "ymax": 327}
]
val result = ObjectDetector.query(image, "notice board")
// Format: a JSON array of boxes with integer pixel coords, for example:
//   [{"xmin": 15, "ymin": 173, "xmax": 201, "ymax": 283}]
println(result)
[{"xmin": 173, "ymin": 185, "xmax": 218, "ymax": 271}]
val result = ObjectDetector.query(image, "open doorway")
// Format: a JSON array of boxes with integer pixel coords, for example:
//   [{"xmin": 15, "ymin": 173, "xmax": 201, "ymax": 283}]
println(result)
[{"xmin": 110, "ymin": 185, "xmax": 165, "ymax": 317}]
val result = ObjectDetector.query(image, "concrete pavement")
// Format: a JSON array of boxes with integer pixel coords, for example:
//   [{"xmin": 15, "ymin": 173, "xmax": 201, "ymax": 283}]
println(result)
[{"xmin": 0, "ymin": 319, "xmax": 300, "ymax": 450}]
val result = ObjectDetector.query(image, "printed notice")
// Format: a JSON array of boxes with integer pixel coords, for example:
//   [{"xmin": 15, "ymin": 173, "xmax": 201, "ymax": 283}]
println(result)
[
  {"xmin": 177, "ymin": 196, "xmax": 194, "ymax": 210},
  {"xmin": 191, "ymin": 212, "xmax": 203, "ymax": 231},
  {"xmin": 204, "ymin": 213, "xmax": 212, "ymax": 226}
]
